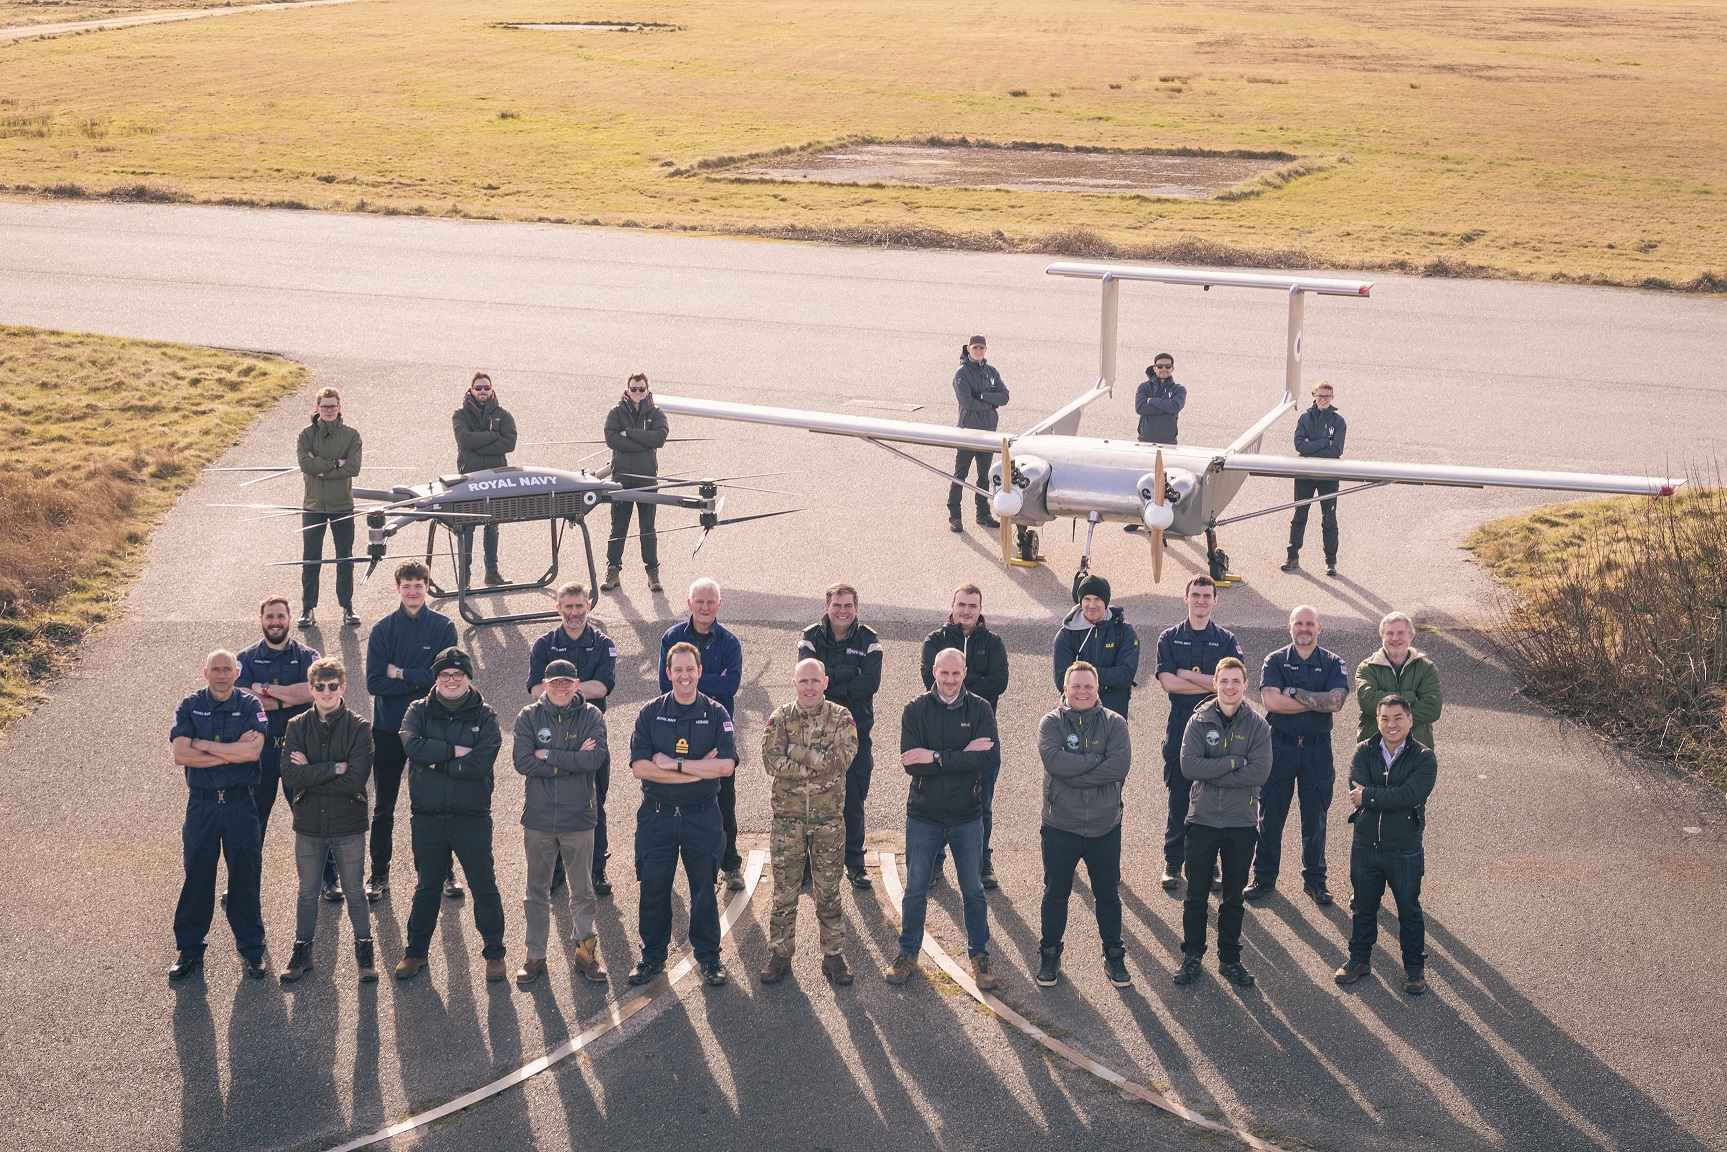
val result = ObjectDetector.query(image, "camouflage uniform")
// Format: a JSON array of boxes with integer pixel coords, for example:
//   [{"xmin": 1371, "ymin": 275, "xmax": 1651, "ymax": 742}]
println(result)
[{"xmin": 761, "ymin": 698, "xmax": 859, "ymax": 959}]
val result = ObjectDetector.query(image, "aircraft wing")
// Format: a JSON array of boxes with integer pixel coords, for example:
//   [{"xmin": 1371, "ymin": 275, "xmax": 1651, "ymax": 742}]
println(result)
[
  {"xmin": 1221, "ymin": 453, "xmax": 1682, "ymax": 496},
  {"xmin": 653, "ymin": 395, "xmax": 1007, "ymax": 453}
]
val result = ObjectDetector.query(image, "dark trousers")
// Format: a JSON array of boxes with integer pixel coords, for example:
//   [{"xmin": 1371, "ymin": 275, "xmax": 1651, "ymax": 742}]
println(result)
[
  {"xmin": 1160, "ymin": 702, "xmax": 1200, "ymax": 867},
  {"xmin": 842, "ymin": 738, "xmax": 874, "ymax": 871},
  {"xmin": 1287, "ymin": 478, "xmax": 1339, "ymax": 564},
  {"xmin": 254, "ymin": 740, "xmax": 284, "ymax": 849},
  {"xmin": 1039, "ymin": 823, "xmax": 1122, "ymax": 951},
  {"xmin": 635, "ymin": 799, "xmax": 724, "ymax": 966},
  {"xmin": 173, "ymin": 790, "xmax": 266, "ymax": 959},
  {"xmin": 718, "ymin": 774, "xmax": 742, "ymax": 873},
  {"xmin": 1253, "ymin": 736, "xmax": 1335, "ymax": 885},
  {"xmin": 949, "ymin": 449, "xmax": 991, "ymax": 518},
  {"xmin": 1349, "ymin": 842, "xmax": 1427, "ymax": 971},
  {"xmin": 1181, "ymin": 823, "xmax": 1255, "ymax": 962},
  {"xmin": 404, "ymin": 814, "xmax": 506, "ymax": 960},
  {"xmin": 457, "ymin": 523, "xmax": 501, "ymax": 583},
  {"xmin": 605, "ymin": 488, "xmax": 658, "ymax": 570},
  {"xmin": 369, "ymin": 730, "xmax": 408, "ymax": 874},
  {"xmin": 301, "ymin": 511, "xmax": 354, "ymax": 610}
]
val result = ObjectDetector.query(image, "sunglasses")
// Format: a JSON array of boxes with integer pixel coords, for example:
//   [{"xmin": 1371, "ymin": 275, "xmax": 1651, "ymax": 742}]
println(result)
[
  {"xmin": 1154, "ymin": 363, "xmax": 1173, "ymax": 370},
  {"xmin": 472, "ymin": 384, "xmax": 493, "ymax": 392},
  {"xmin": 628, "ymin": 385, "xmax": 648, "ymax": 393},
  {"xmin": 311, "ymin": 681, "xmax": 343, "ymax": 692}
]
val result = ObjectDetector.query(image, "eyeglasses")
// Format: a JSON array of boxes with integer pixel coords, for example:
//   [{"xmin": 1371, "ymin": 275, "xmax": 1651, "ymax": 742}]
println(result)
[
  {"xmin": 310, "ymin": 682, "xmax": 343, "ymax": 693},
  {"xmin": 317, "ymin": 403, "xmax": 341, "ymax": 411},
  {"xmin": 435, "ymin": 670, "xmax": 468, "ymax": 681}
]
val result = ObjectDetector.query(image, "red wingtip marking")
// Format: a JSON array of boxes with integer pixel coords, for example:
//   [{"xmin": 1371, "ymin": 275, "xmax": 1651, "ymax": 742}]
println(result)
[{"xmin": 1659, "ymin": 485, "xmax": 1675, "ymax": 497}]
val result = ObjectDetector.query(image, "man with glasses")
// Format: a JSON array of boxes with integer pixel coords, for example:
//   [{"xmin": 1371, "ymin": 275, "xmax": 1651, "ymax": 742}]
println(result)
[
  {"xmin": 452, "ymin": 371, "xmax": 518, "ymax": 588},
  {"xmin": 296, "ymin": 386, "xmax": 362, "ymax": 629},
  {"xmin": 602, "ymin": 373, "xmax": 669, "ymax": 593},
  {"xmin": 949, "ymin": 335, "xmax": 1010, "ymax": 534},
  {"xmin": 365, "ymin": 560, "xmax": 458, "ymax": 903},
  {"xmin": 1126, "ymin": 354, "xmax": 1186, "ymax": 532},
  {"xmin": 394, "ymin": 647, "xmax": 508, "ymax": 982},
  {"xmin": 1283, "ymin": 381, "xmax": 1347, "ymax": 577},
  {"xmin": 279, "ymin": 658, "xmax": 377, "ymax": 984}
]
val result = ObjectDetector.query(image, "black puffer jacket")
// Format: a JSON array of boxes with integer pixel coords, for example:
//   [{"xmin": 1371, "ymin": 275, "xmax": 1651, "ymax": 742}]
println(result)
[
  {"xmin": 453, "ymin": 394, "xmax": 519, "ymax": 473},
  {"xmin": 920, "ymin": 617, "xmax": 1009, "ymax": 710},
  {"xmin": 900, "ymin": 688, "xmax": 998, "ymax": 826},
  {"xmin": 403, "ymin": 688, "xmax": 503, "ymax": 817},
  {"xmin": 281, "ymin": 702, "xmax": 373, "ymax": 837},
  {"xmin": 952, "ymin": 351, "xmax": 1010, "ymax": 432}
]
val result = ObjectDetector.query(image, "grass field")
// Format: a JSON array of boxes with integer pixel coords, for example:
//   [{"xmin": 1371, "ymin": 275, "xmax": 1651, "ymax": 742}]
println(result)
[
  {"xmin": 1, "ymin": 0, "xmax": 1723, "ymax": 287},
  {"xmin": 0, "ymin": 325, "xmax": 305, "ymax": 728},
  {"xmin": 0, "ymin": 0, "xmax": 238, "ymax": 29}
]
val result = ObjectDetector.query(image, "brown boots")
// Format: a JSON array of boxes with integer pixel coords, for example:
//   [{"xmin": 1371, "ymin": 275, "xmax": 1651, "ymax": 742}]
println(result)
[
  {"xmin": 572, "ymin": 936, "xmax": 608, "ymax": 983},
  {"xmin": 600, "ymin": 565, "xmax": 622, "ymax": 591}
]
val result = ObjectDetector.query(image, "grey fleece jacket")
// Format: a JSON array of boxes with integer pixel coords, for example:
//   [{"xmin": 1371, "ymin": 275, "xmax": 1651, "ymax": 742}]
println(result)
[
  {"xmin": 1179, "ymin": 695, "xmax": 1273, "ymax": 829},
  {"xmin": 1037, "ymin": 702, "xmax": 1132, "ymax": 838},
  {"xmin": 512, "ymin": 697, "xmax": 609, "ymax": 834}
]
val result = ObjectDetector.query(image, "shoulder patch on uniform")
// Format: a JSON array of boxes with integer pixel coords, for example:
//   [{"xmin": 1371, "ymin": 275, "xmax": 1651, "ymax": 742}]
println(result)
[
  {"xmin": 722, "ymin": 720, "xmax": 734, "ymax": 733},
  {"xmin": 607, "ymin": 647, "xmax": 618, "ymax": 657}
]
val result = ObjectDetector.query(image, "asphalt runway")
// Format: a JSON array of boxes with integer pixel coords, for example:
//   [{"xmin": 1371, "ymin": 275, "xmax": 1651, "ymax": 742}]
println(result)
[{"xmin": 1, "ymin": 201, "xmax": 1725, "ymax": 1152}]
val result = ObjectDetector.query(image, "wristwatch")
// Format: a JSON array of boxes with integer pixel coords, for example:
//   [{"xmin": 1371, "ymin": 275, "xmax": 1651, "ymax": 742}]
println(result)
[
  {"xmin": 676, "ymin": 757, "xmax": 685, "ymax": 773},
  {"xmin": 932, "ymin": 751, "xmax": 943, "ymax": 765}
]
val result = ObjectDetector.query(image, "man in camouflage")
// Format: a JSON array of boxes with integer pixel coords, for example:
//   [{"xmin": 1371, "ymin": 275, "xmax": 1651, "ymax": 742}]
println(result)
[{"xmin": 759, "ymin": 658, "xmax": 860, "ymax": 986}]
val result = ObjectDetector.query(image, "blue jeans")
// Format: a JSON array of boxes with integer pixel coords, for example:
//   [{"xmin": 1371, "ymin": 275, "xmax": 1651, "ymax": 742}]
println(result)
[
  {"xmin": 173, "ymin": 789, "xmax": 265, "ymax": 959},
  {"xmin": 935, "ymin": 750, "xmax": 998, "ymax": 869},
  {"xmin": 458, "ymin": 523, "xmax": 501, "ymax": 583},
  {"xmin": 1252, "ymin": 735, "xmax": 1335, "ymax": 885},
  {"xmin": 294, "ymin": 831, "xmax": 369, "ymax": 942},
  {"xmin": 635, "ymin": 799, "xmax": 724, "ymax": 966},
  {"xmin": 1349, "ymin": 841, "xmax": 1427, "ymax": 971},
  {"xmin": 899, "ymin": 816, "xmax": 990, "ymax": 958}
]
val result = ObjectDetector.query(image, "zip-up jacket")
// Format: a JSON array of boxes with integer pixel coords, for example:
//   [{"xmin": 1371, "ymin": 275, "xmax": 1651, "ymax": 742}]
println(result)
[
  {"xmin": 235, "ymin": 636, "xmax": 319, "ymax": 743},
  {"xmin": 1355, "ymin": 648, "xmax": 1443, "ymax": 747},
  {"xmin": 513, "ymin": 697, "xmax": 608, "ymax": 833},
  {"xmin": 365, "ymin": 604, "xmax": 458, "ymax": 734},
  {"xmin": 297, "ymin": 415, "xmax": 363, "ymax": 512},
  {"xmin": 170, "ymin": 688, "xmax": 268, "ymax": 791},
  {"xmin": 920, "ymin": 617, "xmax": 1009, "ymax": 710},
  {"xmin": 1294, "ymin": 405, "xmax": 1347, "ymax": 459},
  {"xmin": 658, "ymin": 618, "xmax": 743, "ymax": 717},
  {"xmin": 526, "ymin": 622, "xmax": 618, "ymax": 711},
  {"xmin": 281, "ymin": 703, "xmax": 373, "ymax": 837},
  {"xmin": 1348, "ymin": 736, "xmax": 1437, "ymax": 850},
  {"xmin": 1037, "ymin": 702, "xmax": 1131, "ymax": 838},
  {"xmin": 1180, "ymin": 695, "xmax": 1273, "ymax": 829},
  {"xmin": 453, "ymin": 394, "xmax": 519, "ymax": 474},
  {"xmin": 604, "ymin": 397, "xmax": 669, "ymax": 483},
  {"xmin": 1053, "ymin": 604, "xmax": 1141, "ymax": 717},
  {"xmin": 797, "ymin": 618, "xmax": 883, "ymax": 740},
  {"xmin": 761, "ymin": 699, "xmax": 858, "ymax": 825},
  {"xmin": 403, "ymin": 688, "xmax": 502, "ymax": 817},
  {"xmin": 900, "ymin": 688, "xmax": 998, "ymax": 826},
  {"xmin": 952, "ymin": 352, "xmax": 1010, "ymax": 432},
  {"xmin": 1134, "ymin": 374, "xmax": 1187, "ymax": 444}
]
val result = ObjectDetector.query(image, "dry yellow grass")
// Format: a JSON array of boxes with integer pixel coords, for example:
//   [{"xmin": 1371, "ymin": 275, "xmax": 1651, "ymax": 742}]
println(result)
[
  {"xmin": 0, "ymin": 0, "xmax": 236, "ymax": 30},
  {"xmin": 0, "ymin": 0, "xmax": 1724, "ymax": 285},
  {"xmin": 0, "ymin": 324, "xmax": 306, "ymax": 727}
]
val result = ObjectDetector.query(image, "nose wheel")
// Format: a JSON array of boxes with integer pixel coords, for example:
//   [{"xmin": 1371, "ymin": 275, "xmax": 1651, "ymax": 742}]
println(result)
[{"xmin": 1013, "ymin": 525, "xmax": 1043, "ymax": 566}]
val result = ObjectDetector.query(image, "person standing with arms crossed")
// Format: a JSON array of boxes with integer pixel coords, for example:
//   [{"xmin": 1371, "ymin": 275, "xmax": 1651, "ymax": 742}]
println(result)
[
  {"xmin": 601, "ymin": 373, "xmax": 668, "ymax": 593},
  {"xmin": 1154, "ymin": 576, "xmax": 1244, "ymax": 891},
  {"xmin": 920, "ymin": 583, "xmax": 1010, "ymax": 888},
  {"xmin": 659, "ymin": 578, "xmax": 746, "ymax": 891},
  {"xmin": 1125, "ymin": 354, "xmax": 1185, "ymax": 532},
  {"xmin": 451, "ymin": 371, "xmax": 518, "ymax": 587},
  {"xmin": 1355, "ymin": 611, "xmax": 1443, "ymax": 749},
  {"xmin": 1283, "ymin": 381, "xmax": 1347, "ymax": 577},
  {"xmin": 948, "ymin": 335, "xmax": 1010, "ymax": 534},
  {"xmin": 296, "ymin": 387, "xmax": 362, "ymax": 629},
  {"xmin": 234, "ymin": 595, "xmax": 320, "ymax": 899},
  {"xmin": 797, "ymin": 583, "xmax": 883, "ymax": 890}
]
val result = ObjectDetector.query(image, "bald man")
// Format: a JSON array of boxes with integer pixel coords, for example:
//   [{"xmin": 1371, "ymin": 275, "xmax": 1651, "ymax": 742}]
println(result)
[
  {"xmin": 1247, "ymin": 605, "xmax": 1349, "ymax": 906},
  {"xmin": 759, "ymin": 658, "xmax": 860, "ymax": 985},
  {"xmin": 169, "ymin": 650, "xmax": 270, "ymax": 981}
]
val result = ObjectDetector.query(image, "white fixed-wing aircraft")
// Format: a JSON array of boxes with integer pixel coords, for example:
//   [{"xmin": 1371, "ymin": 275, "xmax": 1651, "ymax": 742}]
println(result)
[{"xmin": 656, "ymin": 262, "xmax": 1683, "ymax": 588}]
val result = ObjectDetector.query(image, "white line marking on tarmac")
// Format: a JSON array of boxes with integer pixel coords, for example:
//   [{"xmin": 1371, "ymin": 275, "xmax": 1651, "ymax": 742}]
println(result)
[
  {"xmin": 323, "ymin": 848, "xmax": 766, "ymax": 1152},
  {"xmin": 876, "ymin": 850, "xmax": 1288, "ymax": 1152},
  {"xmin": 0, "ymin": 0, "xmax": 366, "ymax": 43}
]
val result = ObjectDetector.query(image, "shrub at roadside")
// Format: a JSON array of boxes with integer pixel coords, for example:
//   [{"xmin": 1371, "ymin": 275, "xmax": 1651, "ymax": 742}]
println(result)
[{"xmin": 1468, "ymin": 473, "xmax": 1727, "ymax": 788}]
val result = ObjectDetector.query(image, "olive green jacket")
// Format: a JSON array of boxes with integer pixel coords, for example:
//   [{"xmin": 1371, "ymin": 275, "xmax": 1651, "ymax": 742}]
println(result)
[
  {"xmin": 1355, "ymin": 647, "xmax": 1443, "ymax": 747},
  {"xmin": 297, "ymin": 416, "xmax": 363, "ymax": 512}
]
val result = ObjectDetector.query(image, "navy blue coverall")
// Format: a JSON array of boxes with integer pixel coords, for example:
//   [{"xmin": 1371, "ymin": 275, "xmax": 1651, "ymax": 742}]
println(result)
[
  {"xmin": 170, "ymin": 687, "xmax": 269, "ymax": 960},
  {"xmin": 1254, "ymin": 643, "xmax": 1350, "ymax": 887}
]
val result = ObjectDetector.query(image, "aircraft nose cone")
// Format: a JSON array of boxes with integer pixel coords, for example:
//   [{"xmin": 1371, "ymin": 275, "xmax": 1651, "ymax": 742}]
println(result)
[
  {"xmin": 1142, "ymin": 503, "xmax": 1174, "ymax": 531},
  {"xmin": 992, "ymin": 489, "xmax": 1024, "ymax": 518}
]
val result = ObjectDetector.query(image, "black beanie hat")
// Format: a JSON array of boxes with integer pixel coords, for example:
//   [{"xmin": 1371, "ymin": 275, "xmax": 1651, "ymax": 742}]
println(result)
[
  {"xmin": 430, "ymin": 647, "xmax": 473, "ymax": 677},
  {"xmin": 1074, "ymin": 573, "xmax": 1112, "ymax": 606}
]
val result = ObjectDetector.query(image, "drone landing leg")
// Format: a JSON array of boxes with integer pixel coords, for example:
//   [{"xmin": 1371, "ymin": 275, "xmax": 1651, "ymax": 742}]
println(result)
[{"xmin": 431, "ymin": 518, "xmax": 577, "ymax": 626}]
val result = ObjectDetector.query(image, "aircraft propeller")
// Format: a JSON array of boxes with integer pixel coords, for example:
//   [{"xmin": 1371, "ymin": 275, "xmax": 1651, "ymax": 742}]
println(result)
[
  {"xmin": 1142, "ymin": 449, "xmax": 1172, "ymax": 583},
  {"xmin": 993, "ymin": 436, "xmax": 1021, "ymax": 567}
]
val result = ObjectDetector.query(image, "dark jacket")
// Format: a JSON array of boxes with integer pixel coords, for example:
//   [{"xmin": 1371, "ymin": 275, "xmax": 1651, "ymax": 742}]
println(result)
[
  {"xmin": 526, "ymin": 622, "xmax": 618, "ymax": 711},
  {"xmin": 797, "ymin": 618, "xmax": 883, "ymax": 740},
  {"xmin": 281, "ymin": 703, "xmax": 373, "ymax": 838},
  {"xmin": 1348, "ymin": 736, "xmax": 1437, "ymax": 851},
  {"xmin": 952, "ymin": 351, "xmax": 1010, "ymax": 432},
  {"xmin": 1180, "ymin": 695, "xmax": 1273, "ymax": 829},
  {"xmin": 920, "ymin": 617, "xmax": 1009, "ymax": 710},
  {"xmin": 297, "ymin": 415, "xmax": 363, "ymax": 512},
  {"xmin": 169, "ymin": 688, "xmax": 268, "ymax": 791},
  {"xmin": 604, "ymin": 397, "xmax": 670, "ymax": 484},
  {"xmin": 900, "ymin": 688, "xmax": 998, "ymax": 826},
  {"xmin": 1294, "ymin": 405, "xmax": 1347, "ymax": 459},
  {"xmin": 513, "ymin": 697, "xmax": 608, "ymax": 833},
  {"xmin": 453, "ymin": 394, "xmax": 518, "ymax": 474},
  {"xmin": 1053, "ymin": 604, "xmax": 1141, "ymax": 717},
  {"xmin": 403, "ymin": 688, "xmax": 503, "ymax": 818},
  {"xmin": 365, "ymin": 604, "xmax": 458, "ymax": 735},
  {"xmin": 1134, "ymin": 374, "xmax": 1187, "ymax": 444},
  {"xmin": 1037, "ymin": 703, "xmax": 1131, "ymax": 838},
  {"xmin": 658, "ymin": 618, "xmax": 743, "ymax": 717}
]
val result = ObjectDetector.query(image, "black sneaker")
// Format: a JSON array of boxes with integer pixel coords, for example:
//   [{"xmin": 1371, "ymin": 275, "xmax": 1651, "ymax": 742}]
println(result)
[
  {"xmin": 1160, "ymin": 867, "xmax": 1180, "ymax": 891},
  {"xmin": 297, "ymin": 610, "xmax": 316, "ymax": 629},
  {"xmin": 592, "ymin": 867, "xmax": 612, "ymax": 897},
  {"xmin": 1172, "ymin": 954, "xmax": 1203, "ymax": 986},
  {"xmin": 724, "ymin": 868, "xmax": 745, "ymax": 892},
  {"xmin": 1123, "ymin": 523, "xmax": 1141, "ymax": 533},
  {"xmin": 847, "ymin": 866, "xmax": 873, "ymax": 890},
  {"xmin": 976, "ymin": 512, "xmax": 1001, "ymax": 529},
  {"xmin": 1325, "ymin": 564, "xmax": 1339, "ymax": 578},
  {"xmin": 948, "ymin": 516, "xmax": 964, "ymax": 534},
  {"xmin": 1280, "ymin": 558, "xmax": 1300, "ymax": 573},
  {"xmin": 980, "ymin": 861, "xmax": 998, "ymax": 891},
  {"xmin": 321, "ymin": 879, "xmax": 344, "ymax": 904},
  {"xmin": 626, "ymin": 959, "xmax": 666, "ymax": 986},
  {"xmin": 1219, "ymin": 960, "xmax": 1257, "ymax": 987},
  {"xmin": 1304, "ymin": 881, "xmax": 1334, "ymax": 906},
  {"xmin": 1242, "ymin": 879, "xmax": 1276, "ymax": 902},
  {"xmin": 700, "ymin": 961, "xmax": 729, "ymax": 987},
  {"xmin": 1404, "ymin": 968, "xmax": 1428, "ymax": 996},
  {"xmin": 1103, "ymin": 946, "xmax": 1132, "ymax": 988},
  {"xmin": 1035, "ymin": 945, "xmax": 1062, "ymax": 988},
  {"xmin": 484, "ymin": 571, "xmax": 508, "ymax": 587},
  {"xmin": 342, "ymin": 610, "xmax": 361, "ymax": 627},
  {"xmin": 242, "ymin": 952, "xmax": 269, "ymax": 980},
  {"xmin": 444, "ymin": 876, "xmax": 465, "ymax": 900},
  {"xmin": 365, "ymin": 873, "xmax": 389, "ymax": 902},
  {"xmin": 168, "ymin": 950, "xmax": 203, "ymax": 982}
]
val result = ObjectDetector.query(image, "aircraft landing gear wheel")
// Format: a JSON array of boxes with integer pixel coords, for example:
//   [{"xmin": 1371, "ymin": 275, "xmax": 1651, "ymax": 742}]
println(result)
[
  {"xmin": 1209, "ymin": 548, "xmax": 1230, "ymax": 582},
  {"xmin": 1017, "ymin": 527, "xmax": 1041, "ymax": 564}
]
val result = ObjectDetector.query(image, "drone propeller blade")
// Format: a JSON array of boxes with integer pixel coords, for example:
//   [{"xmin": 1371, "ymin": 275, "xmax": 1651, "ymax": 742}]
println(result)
[
  {"xmin": 238, "ymin": 469, "xmax": 297, "ymax": 488},
  {"xmin": 360, "ymin": 558, "xmax": 381, "ymax": 585},
  {"xmin": 625, "ymin": 471, "xmax": 793, "ymax": 488},
  {"xmin": 264, "ymin": 557, "xmax": 371, "ymax": 567},
  {"xmin": 712, "ymin": 508, "xmax": 802, "ymax": 528},
  {"xmin": 999, "ymin": 437, "xmax": 1014, "ymax": 568}
]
